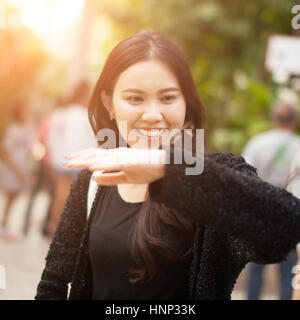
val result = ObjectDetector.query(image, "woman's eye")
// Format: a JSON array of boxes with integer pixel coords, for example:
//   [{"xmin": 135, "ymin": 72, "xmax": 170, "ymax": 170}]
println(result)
[
  {"xmin": 161, "ymin": 95, "xmax": 176, "ymax": 103},
  {"xmin": 126, "ymin": 96, "xmax": 143, "ymax": 103}
]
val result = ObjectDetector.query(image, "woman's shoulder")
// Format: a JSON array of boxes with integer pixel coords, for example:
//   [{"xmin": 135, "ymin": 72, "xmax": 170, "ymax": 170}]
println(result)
[
  {"xmin": 207, "ymin": 151, "xmax": 242, "ymax": 163},
  {"xmin": 206, "ymin": 152, "xmax": 258, "ymax": 176}
]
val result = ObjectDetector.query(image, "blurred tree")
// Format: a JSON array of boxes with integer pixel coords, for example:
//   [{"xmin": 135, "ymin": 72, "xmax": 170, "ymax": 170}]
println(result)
[
  {"xmin": 0, "ymin": 26, "xmax": 46, "ymax": 144},
  {"xmin": 93, "ymin": 0, "xmax": 299, "ymax": 153}
]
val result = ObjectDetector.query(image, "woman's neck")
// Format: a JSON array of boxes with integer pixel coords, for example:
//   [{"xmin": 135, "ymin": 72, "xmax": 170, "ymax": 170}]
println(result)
[{"xmin": 117, "ymin": 183, "xmax": 148, "ymax": 203}]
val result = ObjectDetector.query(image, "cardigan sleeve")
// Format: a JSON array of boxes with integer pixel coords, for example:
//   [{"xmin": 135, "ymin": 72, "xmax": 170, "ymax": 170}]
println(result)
[
  {"xmin": 35, "ymin": 169, "xmax": 91, "ymax": 300},
  {"xmin": 149, "ymin": 146, "xmax": 300, "ymax": 264}
]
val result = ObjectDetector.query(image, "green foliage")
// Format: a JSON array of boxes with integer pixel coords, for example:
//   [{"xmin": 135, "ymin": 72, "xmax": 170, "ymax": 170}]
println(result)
[{"xmin": 96, "ymin": 0, "xmax": 300, "ymax": 154}]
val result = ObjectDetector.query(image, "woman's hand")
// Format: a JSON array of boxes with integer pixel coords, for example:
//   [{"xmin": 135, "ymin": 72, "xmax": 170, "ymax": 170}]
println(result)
[{"xmin": 64, "ymin": 147, "xmax": 167, "ymax": 185}]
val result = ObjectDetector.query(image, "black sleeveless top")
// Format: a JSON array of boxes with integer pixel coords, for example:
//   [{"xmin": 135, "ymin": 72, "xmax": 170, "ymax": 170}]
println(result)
[{"xmin": 88, "ymin": 184, "xmax": 193, "ymax": 300}]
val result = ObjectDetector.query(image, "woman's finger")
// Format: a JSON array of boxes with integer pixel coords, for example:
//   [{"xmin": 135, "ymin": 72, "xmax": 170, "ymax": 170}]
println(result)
[
  {"xmin": 88, "ymin": 162, "xmax": 125, "ymax": 172},
  {"xmin": 65, "ymin": 148, "xmax": 98, "ymax": 159},
  {"xmin": 67, "ymin": 154, "xmax": 99, "ymax": 163},
  {"xmin": 66, "ymin": 147, "xmax": 110, "ymax": 160},
  {"xmin": 92, "ymin": 170, "xmax": 127, "ymax": 185},
  {"xmin": 65, "ymin": 154, "xmax": 122, "ymax": 169},
  {"xmin": 65, "ymin": 152, "xmax": 161, "ymax": 171},
  {"xmin": 64, "ymin": 157, "xmax": 101, "ymax": 169}
]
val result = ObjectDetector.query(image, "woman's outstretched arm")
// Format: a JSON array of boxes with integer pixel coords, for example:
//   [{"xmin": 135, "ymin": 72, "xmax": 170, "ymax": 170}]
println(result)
[
  {"xmin": 35, "ymin": 169, "xmax": 91, "ymax": 300},
  {"xmin": 149, "ymin": 147, "xmax": 300, "ymax": 265}
]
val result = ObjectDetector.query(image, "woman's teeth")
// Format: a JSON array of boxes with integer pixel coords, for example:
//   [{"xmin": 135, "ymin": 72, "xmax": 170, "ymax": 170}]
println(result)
[{"xmin": 136, "ymin": 129, "xmax": 166, "ymax": 137}]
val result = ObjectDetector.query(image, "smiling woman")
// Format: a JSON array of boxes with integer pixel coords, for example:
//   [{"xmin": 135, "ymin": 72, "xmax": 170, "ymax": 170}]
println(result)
[
  {"xmin": 89, "ymin": 31, "xmax": 204, "ymax": 151},
  {"xmin": 36, "ymin": 30, "xmax": 300, "ymax": 301}
]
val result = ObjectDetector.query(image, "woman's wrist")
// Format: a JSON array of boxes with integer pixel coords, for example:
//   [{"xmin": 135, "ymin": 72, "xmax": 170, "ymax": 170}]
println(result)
[{"xmin": 132, "ymin": 148, "xmax": 167, "ymax": 166}]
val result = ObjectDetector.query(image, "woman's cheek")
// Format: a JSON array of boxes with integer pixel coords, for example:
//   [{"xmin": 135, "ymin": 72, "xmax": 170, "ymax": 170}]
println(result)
[
  {"xmin": 114, "ymin": 102, "xmax": 141, "ymax": 138},
  {"xmin": 166, "ymin": 101, "xmax": 186, "ymax": 129},
  {"xmin": 115, "ymin": 100, "xmax": 140, "ymax": 120}
]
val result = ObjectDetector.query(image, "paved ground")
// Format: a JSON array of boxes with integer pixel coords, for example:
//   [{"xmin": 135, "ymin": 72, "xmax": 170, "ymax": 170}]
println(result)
[
  {"xmin": 0, "ymin": 191, "xmax": 50, "ymax": 300},
  {"xmin": 0, "ymin": 190, "xmax": 280, "ymax": 300}
]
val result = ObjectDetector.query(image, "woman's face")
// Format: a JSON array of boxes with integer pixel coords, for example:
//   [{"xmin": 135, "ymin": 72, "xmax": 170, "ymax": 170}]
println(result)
[{"xmin": 104, "ymin": 59, "xmax": 187, "ymax": 149}]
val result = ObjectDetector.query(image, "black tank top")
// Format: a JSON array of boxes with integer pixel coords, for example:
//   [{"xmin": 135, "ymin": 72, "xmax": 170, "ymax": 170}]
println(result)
[{"xmin": 88, "ymin": 185, "xmax": 193, "ymax": 300}]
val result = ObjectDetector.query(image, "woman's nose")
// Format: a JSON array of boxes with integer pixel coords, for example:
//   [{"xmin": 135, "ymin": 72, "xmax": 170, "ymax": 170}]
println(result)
[{"xmin": 141, "ymin": 102, "xmax": 163, "ymax": 122}]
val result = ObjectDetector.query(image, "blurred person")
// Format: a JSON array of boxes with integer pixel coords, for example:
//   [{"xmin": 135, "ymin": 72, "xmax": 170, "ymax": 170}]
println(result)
[
  {"xmin": 35, "ymin": 110, "xmax": 56, "ymax": 237},
  {"xmin": 22, "ymin": 102, "xmax": 61, "ymax": 236},
  {"xmin": 36, "ymin": 31, "xmax": 300, "ymax": 300},
  {"xmin": 47, "ymin": 81, "xmax": 97, "ymax": 237},
  {"xmin": 0, "ymin": 101, "xmax": 35, "ymax": 241},
  {"xmin": 285, "ymin": 149, "xmax": 300, "ymax": 300},
  {"xmin": 242, "ymin": 101, "xmax": 300, "ymax": 300}
]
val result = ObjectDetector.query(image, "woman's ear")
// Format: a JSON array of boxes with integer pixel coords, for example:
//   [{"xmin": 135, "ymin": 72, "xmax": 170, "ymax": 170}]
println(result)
[{"xmin": 101, "ymin": 90, "xmax": 113, "ymax": 113}]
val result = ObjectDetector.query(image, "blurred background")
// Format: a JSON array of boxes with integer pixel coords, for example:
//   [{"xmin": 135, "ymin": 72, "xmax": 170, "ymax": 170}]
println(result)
[{"xmin": 0, "ymin": 0, "xmax": 299, "ymax": 300}]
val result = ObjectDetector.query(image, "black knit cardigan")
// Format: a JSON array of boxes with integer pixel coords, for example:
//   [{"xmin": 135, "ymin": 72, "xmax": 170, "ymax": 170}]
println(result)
[{"xmin": 35, "ymin": 149, "xmax": 300, "ymax": 300}]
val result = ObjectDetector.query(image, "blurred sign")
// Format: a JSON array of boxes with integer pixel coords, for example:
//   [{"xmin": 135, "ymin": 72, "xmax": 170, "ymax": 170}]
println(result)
[
  {"xmin": 277, "ymin": 87, "xmax": 299, "ymax": 105},
  {"xmin": 265, "ymin": 35, "xmax": 300, "ymax": 83}
]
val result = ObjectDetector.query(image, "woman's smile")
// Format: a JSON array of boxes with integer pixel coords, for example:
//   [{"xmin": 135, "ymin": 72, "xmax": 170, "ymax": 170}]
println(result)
[{"xmin": 135, "ymin": 128, "xmax": 168, "ymax": 141}]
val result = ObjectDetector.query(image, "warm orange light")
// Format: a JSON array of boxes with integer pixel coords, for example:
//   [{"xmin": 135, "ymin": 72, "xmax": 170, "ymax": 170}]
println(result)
[{"xmin": 11, "ymin": 0, "xmax": 85, "ymax": 54}]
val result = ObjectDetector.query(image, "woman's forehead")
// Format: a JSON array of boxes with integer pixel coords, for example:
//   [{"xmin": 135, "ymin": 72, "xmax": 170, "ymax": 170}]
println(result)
[{"xmin": 115, "ymin": 59, "xmax": 180, "ymax": 92}]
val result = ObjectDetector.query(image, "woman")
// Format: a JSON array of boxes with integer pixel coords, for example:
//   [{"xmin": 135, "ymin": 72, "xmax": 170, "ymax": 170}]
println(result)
[
  {"xmin": 0, "ymin": 101, "xmax": 34, "ymax": 241},
  {"xmin": 36, "ymin": 31, "xmax": 300, "ymax": 300}
]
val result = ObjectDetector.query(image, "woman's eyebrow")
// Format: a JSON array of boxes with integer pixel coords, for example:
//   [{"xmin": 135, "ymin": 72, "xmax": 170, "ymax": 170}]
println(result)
[
  {"xmin": 122, "ymin": 87, "xmax": 180, "ymax": 94},
  {"xmin": 158, "ymin": 87, "xmax": 180, "ymax": 93}
]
